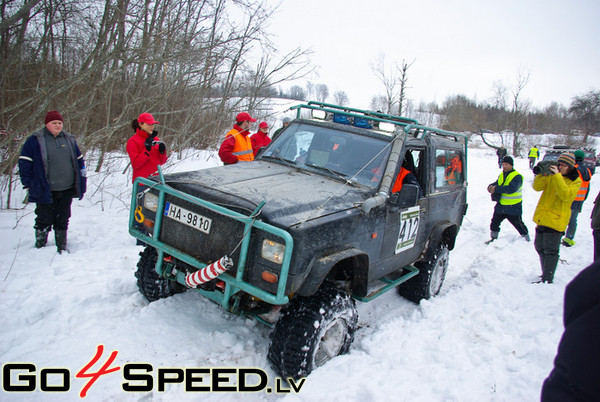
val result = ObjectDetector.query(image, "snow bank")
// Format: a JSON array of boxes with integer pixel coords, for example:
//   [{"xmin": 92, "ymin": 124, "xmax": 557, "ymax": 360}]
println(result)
[{"xmin": 0, "ymin": 147, "xmax": 596, "ymax": 401}]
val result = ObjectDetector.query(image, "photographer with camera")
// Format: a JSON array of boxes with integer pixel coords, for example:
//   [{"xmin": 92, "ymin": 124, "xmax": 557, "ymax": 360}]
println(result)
[
  {"xmin": 126, "ymin": 112, "xmax": 168, "ymax": 183},
  {"xmin": 485, "ymin": 156, "xmax": 530, "ymax": 244},
  {"xmin": 532, "ymin": 152, "xmax": 581, "ymax": 283}
]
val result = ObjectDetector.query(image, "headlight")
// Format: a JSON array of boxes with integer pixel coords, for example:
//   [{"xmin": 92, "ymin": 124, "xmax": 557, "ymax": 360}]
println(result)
[
  {"xmin": 143, "ymin": 192, "xmax": 159, "ymax": 212},
  {"xmin": 261, "ymin": 239, "xmax": 285, "ymax": 264}
]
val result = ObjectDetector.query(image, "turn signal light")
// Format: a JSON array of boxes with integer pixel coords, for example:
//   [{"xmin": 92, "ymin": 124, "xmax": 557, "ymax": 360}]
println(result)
[
  {"xmin": 261, "ymin": 271, "xmax": 278, "ymax": 283},
  {"xmin": 143, "ymin": 219, "xmax": 155, "ymax": 229}
]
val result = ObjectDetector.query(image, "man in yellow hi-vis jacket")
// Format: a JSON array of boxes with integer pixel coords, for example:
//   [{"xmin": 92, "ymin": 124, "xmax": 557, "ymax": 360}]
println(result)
[{"xmin": 486, "ymin": 156, "xmax": 530, "ymax": 244}]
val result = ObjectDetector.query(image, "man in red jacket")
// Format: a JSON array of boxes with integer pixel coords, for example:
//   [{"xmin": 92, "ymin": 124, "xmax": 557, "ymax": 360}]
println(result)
[
  {"xmin": 251, "ymin": 121, "xmax": 271, "ymax": 156},
  {"xmin": 218, "ymin": 112, "xmax": 256, "ymax": 164},
  {"xmin": 126, "ymin": 112, "xmax": 168, "ymax": 183}
]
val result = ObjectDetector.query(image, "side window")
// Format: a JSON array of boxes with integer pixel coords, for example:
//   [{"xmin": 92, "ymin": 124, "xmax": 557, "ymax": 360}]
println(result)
[{"xmin": 435, "ymin": 149, "xmax": 464, "ymax": 189}]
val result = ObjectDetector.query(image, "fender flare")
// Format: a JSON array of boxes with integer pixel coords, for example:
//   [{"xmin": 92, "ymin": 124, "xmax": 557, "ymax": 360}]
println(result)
[
  {"xmin": 425, "ymin": 221, "xmax": 458, "ymax": 253},
  {"xmin": 297, "ymin": 248, "xmax": 367, "ymax": 297}
]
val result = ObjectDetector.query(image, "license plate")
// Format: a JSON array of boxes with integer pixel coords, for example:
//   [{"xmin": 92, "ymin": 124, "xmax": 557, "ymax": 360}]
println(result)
[{"xmin": 164, "ymin": 202, "xmax": 212, "ymax": 234}]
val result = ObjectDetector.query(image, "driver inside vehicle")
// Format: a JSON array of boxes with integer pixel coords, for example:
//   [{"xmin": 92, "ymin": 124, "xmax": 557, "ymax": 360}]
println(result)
[{"xmin": 392, "ymin": 152, "xmax": 421, "ymax": 195}]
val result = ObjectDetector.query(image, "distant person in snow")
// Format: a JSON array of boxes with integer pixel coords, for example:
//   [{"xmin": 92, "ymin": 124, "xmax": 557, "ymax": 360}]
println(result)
[
  {"xmin": 18, "ymin": 110, "xmax": 87, "ymax": 253},
  {"xmin": 485, "ymin": 156, "xmax": 530, "ymax": 244},
  {"xmin": 528, "ymin": 145, "xmax": 539, "ymax": 170},
  {"xmin": 591, "ymin": 189, "xmax": 600, "ymax": 261},
  {"xmin": 251, "ymin": 121, "xmax": 271, "ymax": 156},
  {"xmin": 218, "ymin": 112, "xmax": 256, "ymax": 165},
  {"xmin": 271, "ymin": 117, "xmax": 291, "ymax": 142},
  {"xmin": 541, "ymin": 260, "xmax": 600, "ymax": 401},
  {"xmin": 126, "ymin": 112, "xmax": 168, "ymax": 183},
  {"xmin": 562, "ymin": 150, "xmax": 592, "ymax": 247},
  {"xmin": 496, "ymin": 146, "xmax": 507, "ymax": 169},
  {"xmin": 531, "ymin": 152, "xmax": 581, "ymax": 284}
]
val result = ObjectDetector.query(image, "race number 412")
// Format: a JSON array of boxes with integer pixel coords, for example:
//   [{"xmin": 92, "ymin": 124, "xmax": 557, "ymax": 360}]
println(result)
[{"xmin": 396, "ymin": 206, "xmax": 420, "ymax": 253}]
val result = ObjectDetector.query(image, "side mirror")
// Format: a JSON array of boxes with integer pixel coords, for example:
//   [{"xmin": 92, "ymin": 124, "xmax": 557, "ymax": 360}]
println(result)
[{"xmin": 389, "ymin": 184, "xmax": 420, "ymax": 209}]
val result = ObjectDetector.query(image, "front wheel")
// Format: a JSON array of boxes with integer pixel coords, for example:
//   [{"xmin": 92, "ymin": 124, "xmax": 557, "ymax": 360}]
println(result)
[
  {"xmin": 267, "ymin": 283, "xmax": 358, "ymax": 379},
  {"xmin": 135, "ymin": 246, "xmax": 187, "ymax": 302},
  {"xmin": 398, "ymin": 242, "xmax": 449, "ymax": 303}
]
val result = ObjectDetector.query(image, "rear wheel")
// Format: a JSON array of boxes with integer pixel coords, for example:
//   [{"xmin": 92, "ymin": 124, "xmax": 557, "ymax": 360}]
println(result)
[
  {"xmin": 135, "ymin": 246, "xmax": 186, "ymax": 302},
  {"xmin": 267, "ymin": 283, "xmax": 358, "ymax": 379},
  {"xmin": 398, "ymin": 242, "xmax": 449, "ymax": 303}
]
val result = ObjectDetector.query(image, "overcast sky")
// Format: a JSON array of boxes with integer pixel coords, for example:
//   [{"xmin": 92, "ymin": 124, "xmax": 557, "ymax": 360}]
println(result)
[{"xmin": 263, "ymin": 0, "xmax": 600, "ymax": 110}]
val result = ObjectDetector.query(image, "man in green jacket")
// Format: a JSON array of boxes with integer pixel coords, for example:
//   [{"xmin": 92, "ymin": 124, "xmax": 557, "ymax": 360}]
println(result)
[{"xmin": 532, "ymin": 152, "xmax": 581, "ymax": 283}]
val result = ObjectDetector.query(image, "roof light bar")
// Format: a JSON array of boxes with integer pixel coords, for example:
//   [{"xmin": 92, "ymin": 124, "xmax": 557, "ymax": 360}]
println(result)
[
  {"xmin": 312, "ymin": 109, "xmax": 327, "ymax": 119},
  {"xmin": 379, "ymin": 122, "xmax": 396, "ymax": 132}
]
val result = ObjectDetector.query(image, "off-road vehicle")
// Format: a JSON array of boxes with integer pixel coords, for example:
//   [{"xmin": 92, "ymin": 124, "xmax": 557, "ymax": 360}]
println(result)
[
  {"xmin": 541, "ymin": 145, "xmax": 596, "ymax": 175},
  {"xmin": 129, "ymin": 102, "xmax": 468, "ymax": 379}
]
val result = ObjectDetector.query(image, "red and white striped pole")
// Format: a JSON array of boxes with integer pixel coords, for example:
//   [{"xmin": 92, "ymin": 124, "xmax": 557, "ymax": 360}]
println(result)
[{"xmin": 185, "ymin": 256, "xmax": 233, "ymax": 288}]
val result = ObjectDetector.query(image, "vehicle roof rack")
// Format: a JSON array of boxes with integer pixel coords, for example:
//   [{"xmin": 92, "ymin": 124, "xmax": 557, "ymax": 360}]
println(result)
[{"xmin": 289, "ymin": 101, "xmax": 467, "ymax": 142}]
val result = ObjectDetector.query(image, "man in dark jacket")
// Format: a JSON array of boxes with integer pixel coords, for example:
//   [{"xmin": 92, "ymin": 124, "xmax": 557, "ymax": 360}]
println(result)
[
  {"xmin": 271, "ymin": 117, "xmax": 291, "ymax": 142},
  {"xmin": 486, "ymin": 156, "xmax": 530, "ymax": 243},
  {"xmin": 496, "ymin": 146, "xmax": 507, "ymax": 168},
  {"xmin": 541, "ymin": 260, "xmax": 600, "ymax": 401},
  {"xmin": 18, "ymin": 110, "xmax": 87, "ymax": 253}
]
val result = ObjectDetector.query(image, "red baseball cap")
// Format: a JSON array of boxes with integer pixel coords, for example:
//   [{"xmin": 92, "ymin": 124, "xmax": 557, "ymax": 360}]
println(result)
[
  {"xmin": 236, "ymin": 112, "xmax": 257, "ymax": 123},
  {"xmin": 259, "ymin": 121, "xmax": 269, "ymax": 129},
  {"xmin": 138, "ymin": 113, "xmax": 159, "ymax": 125}
]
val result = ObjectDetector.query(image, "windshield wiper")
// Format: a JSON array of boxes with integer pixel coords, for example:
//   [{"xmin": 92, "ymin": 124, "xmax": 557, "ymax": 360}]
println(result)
[
  {"xmin": 262, "ymin": 154, "xmax": 296, "ymax": 164},
  {"xmin": 305, "ymin": 162, "xmax": 358, "ymax": 186}
]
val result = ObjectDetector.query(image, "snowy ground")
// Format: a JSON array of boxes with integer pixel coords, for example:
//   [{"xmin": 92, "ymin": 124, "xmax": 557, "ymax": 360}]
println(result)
[{"xmin": 0, "ymin": 147, "xmax": 597, "ymax": 401}]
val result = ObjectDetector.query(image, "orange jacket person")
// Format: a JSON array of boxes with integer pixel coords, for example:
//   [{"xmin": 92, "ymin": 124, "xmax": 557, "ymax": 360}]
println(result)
[{"xmin": 219, "ymin": 112, "xmax": 257, "ymax": 164}]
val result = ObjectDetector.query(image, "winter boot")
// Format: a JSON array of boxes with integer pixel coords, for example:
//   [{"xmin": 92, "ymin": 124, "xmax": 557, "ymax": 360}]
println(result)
[
  {"xmin": 35, "ymin": 228, "xmax": 49, "ymax": 248},
  {"xmin": 55, "ymin": 230, "xmax": 68, "ymax": 254},
  {"xmin": 485, "ymin": 231, "xmax": 499, "ymax": 244}
]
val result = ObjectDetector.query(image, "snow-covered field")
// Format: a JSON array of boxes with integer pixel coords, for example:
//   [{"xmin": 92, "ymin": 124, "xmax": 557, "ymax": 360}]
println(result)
[{"xmin": 0, "ymin": 146, "xmax": 597, "ymax": 401}]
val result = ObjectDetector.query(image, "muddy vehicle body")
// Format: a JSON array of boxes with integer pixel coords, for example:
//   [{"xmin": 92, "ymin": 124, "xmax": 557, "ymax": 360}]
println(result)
[{"xmin": 130, "ymin": 102, "xmax": 468, "ymax": 379}]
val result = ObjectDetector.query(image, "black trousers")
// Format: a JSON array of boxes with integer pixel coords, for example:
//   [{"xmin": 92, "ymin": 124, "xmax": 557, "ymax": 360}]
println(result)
[
  {"xmin": 534, "ymin": 226, "xmax": 563, "ymax": 283},
  {"xmin": 490, "ymin": 212, "xmax": 529, "ymax": 236},
  {"xmin": 34, "ymin": 189, "xmax": 74, "ymax": 231}
]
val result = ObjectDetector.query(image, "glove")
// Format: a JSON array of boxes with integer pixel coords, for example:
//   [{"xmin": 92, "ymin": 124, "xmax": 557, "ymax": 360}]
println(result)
[
  {"xmin": 158, "ymin": 142, "xmax": 166, "ymax": 154},
  {"xmin": 144, "ymin": 136, "xmax": 153, "ymax": 152}
]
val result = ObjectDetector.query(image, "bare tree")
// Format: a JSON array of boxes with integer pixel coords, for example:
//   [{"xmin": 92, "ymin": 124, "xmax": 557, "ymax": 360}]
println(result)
[
  {"xmin": 288, "ymin": 85, "xmax": 306, "ymax": 100},
  {"xmin": 0, "ymin": 0, "xmax": 312, "ymax": 208},
  {"xmin": 397, "ymin": 58, "xmax": 415, "ymax": 116},
  {"xmin": 333, "ymin": 90, "xmax": 349, "ymax": 106},
  {"xmin": 371, "ymin": 54, "xmax": 414, "ymax": 116},
  {"xmin": 510, "ymin": 68, "xmax": 530, "ymax": 156},
  {"xmin": 491, "ymin": 80, "xmax": 508, "ymax": 110},
  {"xmin": 315, "ymin": 83, "xmax": 329, "ymax": 102},
  {"xmin": 569, "ymin": 90, "xmax": 600, "ymax": 143},
  {"xmin": 371, "ymin": 53, "xmax": 398, "ymax": 114}
]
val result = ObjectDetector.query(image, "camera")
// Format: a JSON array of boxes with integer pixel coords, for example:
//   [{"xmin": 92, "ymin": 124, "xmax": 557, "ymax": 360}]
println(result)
[{"xmin": 533, "ymin": 161, "xmax": 557, "ymax": 175}]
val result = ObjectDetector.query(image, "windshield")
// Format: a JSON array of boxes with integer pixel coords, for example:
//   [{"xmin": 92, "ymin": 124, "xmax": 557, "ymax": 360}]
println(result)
[{"xmin": 260, "ymin": 123, "xmax": 392, "ymax": 188}]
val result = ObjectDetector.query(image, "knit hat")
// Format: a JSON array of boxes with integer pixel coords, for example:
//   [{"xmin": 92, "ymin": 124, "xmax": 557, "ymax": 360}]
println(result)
[
  {"xmin": 138, "ymin": 112, "xmax": 159, "ymax": 125},
  {"xmin": 574, "ymin": 150, "xmax": 585, "ymax": 162},
  {"xmin": 44, "ymin": 110, "xmax": 63, "ymax": 124},
  {"xmin": 282, "ymin": 117, "xmax": 291, "ymax": 124},
  {"xmin": 502, "ymin": 156, "xmax": 514, "ymax": 166},
  {"xmin": 236, "ymin": 112, "xmax": 256, "ymax": 123},
  {"xmin": 259, "ymin": 121, "xmax": 268, "ymax": 129},
  {"xmin": 558, "ymin": 152, "xmax": 576, "ymax": 168}
]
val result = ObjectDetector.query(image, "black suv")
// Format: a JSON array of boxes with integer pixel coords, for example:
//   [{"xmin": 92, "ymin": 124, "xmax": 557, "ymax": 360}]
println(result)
[
  {"xmin": 129, "ymin": 102, "xmax": 468, "ymax": 379},
  {"xmin": 542, "ymin": 145, "xmax": 596, "ymax": 175}
]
